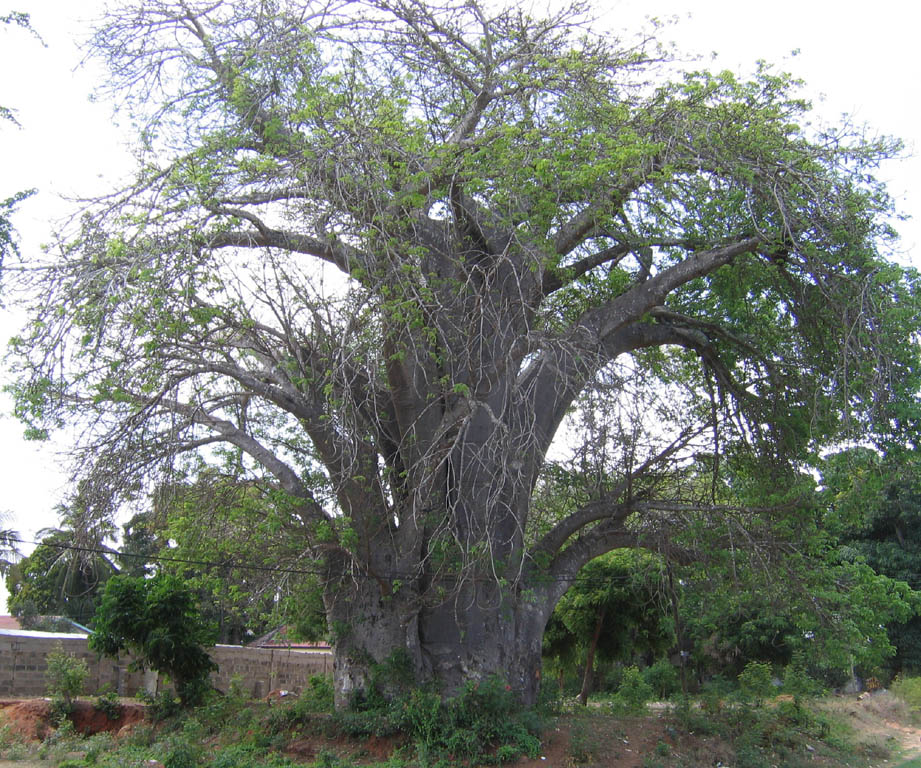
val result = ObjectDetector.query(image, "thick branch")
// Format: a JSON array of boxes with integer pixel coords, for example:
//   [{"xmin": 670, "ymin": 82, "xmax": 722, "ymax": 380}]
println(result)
[
  {"xmin": 206, "ymin": 226, "xmax": 364, "ymax": 275},
  {"xmin": 532, "ymin": 425, "xmax": 705, "ymax": 557},
  {"xmin": 163, "ymin": 397, "xmax": 330, "ymax": 521}
]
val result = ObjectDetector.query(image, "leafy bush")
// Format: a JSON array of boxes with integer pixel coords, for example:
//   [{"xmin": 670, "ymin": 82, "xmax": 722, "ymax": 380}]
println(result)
[
  {"xmin": 643, "ymin": 659, "xmax": 680, "ymax": 700},
  {"xmin": 94, "ymin": 690, "xmax": 123, "ymax": 720},
  {"xmin": 892, "ymin": 675, "xmax": 921, "ymax": 717},
  {"xmin": 45, "ymin": 644, "xmax": 89, "ymax": 717},
  {"xmin": 609, "ymin": 666, "xmax": 654, "ymax": 714},
  {"xmin": 700, "ymin": 675, "xmax": 733, "ymax": 716},
  {"xmin": 783, "ymin": 655, "xmax": 821, "ymax": 702},
  {"xmin": 163, "ymin": 742, "xmax": 199, "ymax": 768},
  {"xmin": 138, "ymin": 688, "xmax": 183, "ymax": 722},
  {"xmin": 266, "ymin": 676, "xmax": 335, "ymax": 734},
  {"xmin": 196, "ymin": 678, "xmax": 254, "ymax": 733},
  {"xmin": 332, "ymin": 675, "xmax": 540, "ymax": 765},
  {"xmin": 209, "ymin": 743, "xmax": 271, "ymax": 768},
  {"xmin": 83, "ymin": 731, "xmax": 116, "ymax": 764},
  {"xmin": 738, "ymin": 661, "xmax": 774, "ymax": 706}
]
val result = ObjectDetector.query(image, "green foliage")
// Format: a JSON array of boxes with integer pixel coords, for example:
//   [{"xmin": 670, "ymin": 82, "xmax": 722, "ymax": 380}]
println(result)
[
  {"xmin": 609, "ymin": 666, "xmax": 654, "ymax": 714},
  {"xmin": 544, "ymin": 550, "xmax": 673, "ymax": 696},
  {"xmin": 0, "ymin": 12, "xmax": 41, "ymax": 266},
  {"xmin": 642, "ymin": 659, "xmax": 680, "ymax": 700},
  {"xmin": 332, "ymin": 675, "xmax": 540, "ymax": 765},
  {"xmin": 45, "ymin": 644, "xmax": 89, "ymax": 716},
  {"xmin": 91, "ymin": 573, "xmax": 217, "ymax": 706},
  {"xmin": 266, "ymin": 676, "xmax": 335, "ymax": 733},
  {"xmin": 93, "ymin": 690, "xmax": 123, "ymax": 720},
  {"xmin": 737, "ymin": 661, "xmax": 774, "ymax": 707},
  {"xmin": 134, "ymin": 477, "xmax": 329, "ymax": 645},
  {"xmin": 0, "ymin": 512, "xmax": 20, "ymax": 577},
  {"xmin": 822, "ymin": 448, "xmax": 921, "ymax": 675},
  {"xmin": 782, "ymin": 654, "xmax": 821, "ymax": 702},
  {"xmin": 83, "ymin": 731, "xmax": 116, "ymax": 764},
  {"xmin": 6, "ymin": 523, "xmax": 114, "ymax": 626},
  {"xmin": 138, "ymin": 688, "xmax": 184, "ymax": 722},
  {"xmin": 163, "ymin": 740, "xmax": 200, "ymax": 768},
  {"xmin": 891, "ymin": 675, "xmax": 921, "ymax": 718}
]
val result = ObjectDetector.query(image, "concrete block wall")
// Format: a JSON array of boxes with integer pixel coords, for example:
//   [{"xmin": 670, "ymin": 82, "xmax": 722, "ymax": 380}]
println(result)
[
  {"xmin": 210, "ymin": 645, "xmax": 333, "ymax": 698},
  {"xmin": 0, "ymin": 631, "xmax": 144, "ymax": 698},
  {"xmin": 0, "ymin": 629, "xmax": 332, "ymax": 699}
]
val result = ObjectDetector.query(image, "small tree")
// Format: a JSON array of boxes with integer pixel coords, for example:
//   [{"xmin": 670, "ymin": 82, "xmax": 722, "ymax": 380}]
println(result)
[
  {"xmin": 45, "ymin": 643, "xmax": 89, "ymax": 715},
  {"xmin": 90, "ymin": 573, "xmax": 217, "ymax": 706}
]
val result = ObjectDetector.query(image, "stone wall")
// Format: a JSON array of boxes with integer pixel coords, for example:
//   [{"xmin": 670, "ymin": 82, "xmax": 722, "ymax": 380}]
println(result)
[{"xmin": 0, "ymin": 629, "xmax": 332, "ymax": 699}]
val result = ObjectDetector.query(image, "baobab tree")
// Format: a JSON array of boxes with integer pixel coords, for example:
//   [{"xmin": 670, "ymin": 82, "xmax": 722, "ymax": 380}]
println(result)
[{"xmin": 7, "ymin": 0, "xmax": 920, "ymax": 706}]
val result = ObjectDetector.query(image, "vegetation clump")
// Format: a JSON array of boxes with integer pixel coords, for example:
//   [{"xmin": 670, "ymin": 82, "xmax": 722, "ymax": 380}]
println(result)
[
  {"xmin": 90, "ymin": 573, "xmax": 217, "ymax": 706},
  {"xmin": 45, "ymin": 644, "xmax": 89, "ymax": 720}
]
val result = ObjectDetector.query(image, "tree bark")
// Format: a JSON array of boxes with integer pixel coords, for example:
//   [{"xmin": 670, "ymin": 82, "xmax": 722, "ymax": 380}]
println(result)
[{"xmin": 326, "ymin": 574, "xmax": 549, "ymax": 708}]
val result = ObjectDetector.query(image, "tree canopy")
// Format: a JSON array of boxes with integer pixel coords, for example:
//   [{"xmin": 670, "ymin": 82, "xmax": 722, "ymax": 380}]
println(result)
[
  {"xmin": 0, "ymin": 12, "xmax": 40, "ymax": 266},
  {"xmin": 7, "ymin": 0, "xmax": 921, "ymax": 705}
]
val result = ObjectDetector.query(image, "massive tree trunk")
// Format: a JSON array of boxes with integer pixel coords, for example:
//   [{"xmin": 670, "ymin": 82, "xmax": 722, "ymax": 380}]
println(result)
[{"xmin": 326, "ymin": 570, "xmax": 551, "ymax": 708}]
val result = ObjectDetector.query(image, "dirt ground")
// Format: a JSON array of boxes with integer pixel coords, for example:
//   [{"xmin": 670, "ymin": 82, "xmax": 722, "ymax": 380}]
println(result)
[{"xmin": 0, "ymin": 697, "xmax": 146, "ymax": 741}]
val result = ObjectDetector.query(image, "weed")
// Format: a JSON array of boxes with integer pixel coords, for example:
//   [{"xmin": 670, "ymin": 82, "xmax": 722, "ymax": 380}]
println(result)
[
  {"xmin": 567, "ymin": 715, "xmax": 597, "ymax": 764},
  {"xmin": 210, "ymin": 743, "xmax": 268, "ymax": 768},
  {"xmin": 84, "ymin": 731, "xmax": 116, "ymax": 764},
  {"xmin": 266, "ymin": 675, "xmax": 335, "ymax": 734},
  {"xmin": 37, "ymin": 717, "xmax": 81, "ymax": 763},
  {"xmin": 0, "ymin": 720, "xmax": 23, "ymax": 749},
  {"xmin": 163, "ymin": 735, "xmax": 202, "ymax": 768},
  {"xmin": 4, "ymin": 741, "xmax": 32, "ymax": 761}
]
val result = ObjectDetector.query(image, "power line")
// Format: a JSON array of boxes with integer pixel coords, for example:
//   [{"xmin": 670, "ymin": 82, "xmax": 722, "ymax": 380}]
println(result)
[{"xmin": 4, "ymin": 535, "xmax": 665, "ymax": 587}]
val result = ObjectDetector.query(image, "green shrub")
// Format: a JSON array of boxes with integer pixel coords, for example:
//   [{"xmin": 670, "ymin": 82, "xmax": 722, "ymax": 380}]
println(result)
[
  {"xmin": 643, "ymin": 659, "xmax": 680, "ymax": 700},
  {"xmin": 94, "ymin": 690, "xmax": 123, "ymax": 720},
  {"xmin": 208, "ymin": 743, "xmax": 269, "ymax": 768},
  {"xmin": 892, "ymin": 675, "xmax": 921, "ymax": 715},
  {"xmin": 782, "ymin": 655, "xmax": 821, "ymax": 702},
  {"xmin": 738, "ymin": 661, "xmax": 774, "ymax": 707},
  {"xmin": 45, "ymin": 644, "xmax": 89, "ymax": 715},
  {"xmin": 700, "ymin": 675, "xmax": 733, "ymax": 716},
  {"xmin": 164, "ymin": 742, "xmax": 199, "ymax": 768},
  {"xmin": 139, "ymin": 689, "xmax": 183, "ymax": 722},
  {"xmin": 266, "ymin": 676, "xmax": 336, "ymax": 734},
  {"xmin": 83, "ymin": 731, "xmax": 116, "ymax": 764},
  {"xmin": 332, "ymin": 675, "xmax": 540, "ymax": 765},
  {"xmin": 610, "ymin": 666, "xmax": 654, "ymax": 714}
]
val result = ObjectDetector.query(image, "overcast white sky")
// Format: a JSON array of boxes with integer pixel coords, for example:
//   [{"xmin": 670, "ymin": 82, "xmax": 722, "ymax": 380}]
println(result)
[{"xmin": 1, "ymin": 0, "xmax": 919, "ymax": 611}]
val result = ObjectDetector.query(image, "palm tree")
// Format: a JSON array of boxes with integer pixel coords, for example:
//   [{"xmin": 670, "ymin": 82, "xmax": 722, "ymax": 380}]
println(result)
[{"xmin": 0, "ymin": 511, "xmax": 21, "ymax": 576}]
